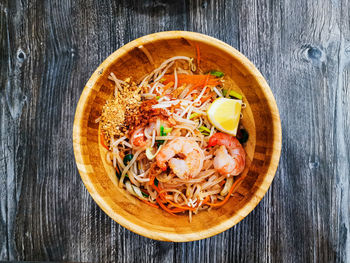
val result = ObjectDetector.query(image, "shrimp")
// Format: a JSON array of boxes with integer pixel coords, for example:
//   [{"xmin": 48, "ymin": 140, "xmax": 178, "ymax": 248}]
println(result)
[
  {"xmin": 208, "ymin": 132, "xmax": 246, "ymax": 176},
  {"xmin": 156, "ymin": 138, "xmax": 204, "ymax": 179},
  {"xmin": 130, "ymin": 127, "xmax": 148, "ymax": 147}
]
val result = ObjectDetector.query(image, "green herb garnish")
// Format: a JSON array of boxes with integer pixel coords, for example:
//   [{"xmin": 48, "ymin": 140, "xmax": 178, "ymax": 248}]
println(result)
[
  {"xmin": 123, "ymin": 154, "xmax": 134, "ymax": 165},
  {"xmin": 222, "ymin": 89, "xmax": 243, "ymax": 100},
  {"xmin": 198, "ymin": 126, "xmax": 211, "ymax": 133},
  {"xmin": 164, "ymin": 127, "xmax": 173, "ymax": 134},
  {"xmin": 157, "ymin": 126, "xmax": 172, "ymax": 145},
  {"xmin": 154, "ymin": 178, "xmax": 159, "ymax": 187},
  {"xmin": 141, "ymin": 191, "xmax": 149, "ymax": 198},
  {"xmin": 210, "ymin": 70, "xmax": 225, "ymax": 78},
  {"xmin": 189, "ymin": 113, "xmax": 200, "ymax": 120}
]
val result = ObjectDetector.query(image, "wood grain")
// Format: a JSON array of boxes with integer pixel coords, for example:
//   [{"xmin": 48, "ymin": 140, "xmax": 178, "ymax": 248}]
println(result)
[{"xmin": 0, "ymin": 0, "xmax": 349, "ymax": 262}]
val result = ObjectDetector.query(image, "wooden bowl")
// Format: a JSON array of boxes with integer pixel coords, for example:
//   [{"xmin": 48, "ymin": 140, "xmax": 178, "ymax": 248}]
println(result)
[{"xmin": 73, "ymin": 31, "xmax": 281, "ymax": 242}]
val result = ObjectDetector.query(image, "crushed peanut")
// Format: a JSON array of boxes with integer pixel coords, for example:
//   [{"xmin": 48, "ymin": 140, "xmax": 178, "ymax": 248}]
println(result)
[{"xmin": 100, "ymin": 76, "xmax": 142, "ymax": 141}]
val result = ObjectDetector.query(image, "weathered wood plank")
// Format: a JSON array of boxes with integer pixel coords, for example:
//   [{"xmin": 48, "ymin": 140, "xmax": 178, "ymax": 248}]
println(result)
[{"xmin": 0, "ymin": 0, "xmax": 349, "ymax": 262}]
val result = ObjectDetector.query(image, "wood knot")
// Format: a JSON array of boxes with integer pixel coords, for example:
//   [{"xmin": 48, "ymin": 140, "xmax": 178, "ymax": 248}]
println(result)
[
  {"xmin": 17, "ymin": 48, "xmax": 26, "ymax": 62},
  {"xmin": 307, "ymin": 47, "xmax": 322, "ymax": 60},
  {"xmin": 308, "ymin": 161, "xmax": 320, "ymax": 169},
  {"xmin": 301, "ymin": 45, "xmax": 325, "ymax": 64}
]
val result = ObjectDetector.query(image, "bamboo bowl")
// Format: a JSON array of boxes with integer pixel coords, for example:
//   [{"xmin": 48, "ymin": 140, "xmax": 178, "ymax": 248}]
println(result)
[{"xmin": 73, "ymin": 31, "xmax": 281, "ymax": 242}]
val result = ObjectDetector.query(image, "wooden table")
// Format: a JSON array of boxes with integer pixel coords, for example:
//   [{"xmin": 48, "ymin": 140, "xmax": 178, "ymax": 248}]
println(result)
[{"xmin": 1, "ymin": 0, "xmax": 349, "ymax": 262}]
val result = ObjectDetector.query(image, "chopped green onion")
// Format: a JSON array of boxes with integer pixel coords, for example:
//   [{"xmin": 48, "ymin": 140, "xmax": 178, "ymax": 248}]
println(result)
[
  {"xmin": 189, "ymin": 113, "xmax": 200, "ymax": 120},
  {"xmin": 141, "ymin": 191, "xmax": 149, "ymax": 198},
  {"xmin": 154, "ymin": 178, "xmax": 159, "ymax": 186},
  {"xmin": 198, "ymin": 126, "xmax": 211, "ymax": 133},
  {"xmin": 156, "ymin": 96, "xmax": 160, "ymax": 100},
  {"xmin": 160, "ymin": 125, "xmax": 165, "ymax": 136},
  {"xmin": 210, "ymin": 70, "xmax": 225, "ymax": 78},
  {"xmin": 222, "ymin": 89, "xmax": 243, "ymax": 100},
  {"xmin": 164, "ymin": 127, "xmax": 173, "ymax": 134},
  {"xmin": 158, "ymin": 125, "xmax": 165, "ymax": 144},
  {"xmin": 123, "ymin": 154, "xmax": 134, "ymax": 165},
  {"xmin": 158, "ymin": 125, "xmax": 172, "ymax": 145}
]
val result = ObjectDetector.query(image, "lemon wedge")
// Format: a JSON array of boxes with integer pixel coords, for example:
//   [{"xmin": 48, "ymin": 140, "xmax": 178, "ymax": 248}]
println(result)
[{"xmin": 207, "ymin": 98, "xmax": 242, "ymax": 136}]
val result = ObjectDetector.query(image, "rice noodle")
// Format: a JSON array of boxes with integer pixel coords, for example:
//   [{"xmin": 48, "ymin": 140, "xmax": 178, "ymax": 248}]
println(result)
[
  {"xmin": 101, "ymin": 55, "xmax": 246, "ymax": 222},
  {"xmin": 213, "ymin": 86, "xmax": 223, "ymax": 97},
  {"xmin": 153, "ymin": 61, "xmax": 175, "ymax": 83},
  {"xmin": 151, "ymin": 129, "xmax": 156, "ymax": 147},
  {"xmin": 119, "ymin": 147, "xmax": 145, "ymax": 187},
  {"xmin": 174, "ymin": 68, "xmax": 178, "ymax": 89},
  {"xmin": 138, "ymin": 45, "xmax": 155, "ymax": 65},
  {"xmin": 179, "ymin": 86, "xmax": 208, "ymax": 118},
  {"xmin": 172, "ymin": 115, "xmax": 196, "ymax": 126}
]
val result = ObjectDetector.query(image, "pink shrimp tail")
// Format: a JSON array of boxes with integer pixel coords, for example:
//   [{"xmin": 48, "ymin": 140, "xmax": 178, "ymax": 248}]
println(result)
[
  {"xmin": 208, "ymin": 132, "xmax": 232, "ymax": 147},
  {"xmin": 209, "ymin": 132, "xmax": 246, "ymax": 175}
]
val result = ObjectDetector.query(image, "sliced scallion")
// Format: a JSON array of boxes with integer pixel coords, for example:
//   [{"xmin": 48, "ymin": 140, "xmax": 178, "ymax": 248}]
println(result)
[
  {"xmin": 198, "ymin": 126, "xmax": 211, "ymax": 133},
  {"xmin": 189, "ymin": 113, "xmax": 200, "ymax": 120},
  {"xmin": 210, "ymin": 70, "xmax": 225, "ymax": 78},
  {"xmin": 141, "ymin": 191, "xmax": 149, "ymax": 198},
  {"xmin": 123, "ymin": 154, "xmax": 134, "ymax": 165},
  {"xmin": 164, "ymin": 127, "xmax": 173, "ymax": 134},
  {"xmin": 222, "ymin": 89, "xmax": 243, "ymax": 100}
]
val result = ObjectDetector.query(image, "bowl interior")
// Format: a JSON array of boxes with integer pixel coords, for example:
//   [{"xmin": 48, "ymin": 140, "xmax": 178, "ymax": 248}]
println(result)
[{"xmin": 73, "ymin": 32, "xmax": 281, "ymax": 241}]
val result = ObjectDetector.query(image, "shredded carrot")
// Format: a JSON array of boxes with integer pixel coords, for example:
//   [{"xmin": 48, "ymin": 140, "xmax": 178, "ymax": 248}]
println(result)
[
  {"xmin": 186, "ymin": 84, "xmax": 201, "ymax": 95},
  {"xmin": 184, "ymin": 73, "xmax": 212, "ymax": 95},
  {"xmin": 201, "ymin": 196, "xmax": 210, "ymax": 205},
  {"xmin": 165, "ymin": 198, "xmax": 196, "ymax": 211},
  {"xmin": 162, "ymin": 74, "xmax": 220, "ymax": 87},
  {"xmin": 141, "ymin": 199, "xmax": 159, "ymax": 208},
  {"xmin": 152, "ymin": 184, "xmax": 166, "ymax": 201},
  {"xmin": 219, "ymin": 179, "xmax": 226, "ymax": 187},
  {"xmin": 162, "ymin": 81, "xmax": 174, "ymax": 94},
  {"xmin": 196, "ymin": 44, "xmax": 200, "ymax": 68},
  {"xmin": 171, "ymin": 207, "xmax": 185, "ymax": 213},
  {"xmin": 200, "ymin": 92, "xmax": 213, "ymax": 103},
  {"xmin": 100, "ymin": 132, "xmax": 109, "ymax": 150},
  {"xmin": 207, "ymin": 177, "xmax": 244, "ymax": 207},
  {"xmin": 149, "ymin": 175, "xmax": 155, "ymax": 186},
  {"xmin": 156, "ymin": 197, "xmax": 177, "ymax": 215},
  {"xmin": 200, "ymin": 73, "xmax": 210, "ymax": 92}
]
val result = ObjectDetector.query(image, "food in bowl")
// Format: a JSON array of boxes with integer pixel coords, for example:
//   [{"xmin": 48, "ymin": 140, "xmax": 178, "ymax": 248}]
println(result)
[{"xmin": 97, "ymin": 46, "xmax": 250, "ymax": 221}]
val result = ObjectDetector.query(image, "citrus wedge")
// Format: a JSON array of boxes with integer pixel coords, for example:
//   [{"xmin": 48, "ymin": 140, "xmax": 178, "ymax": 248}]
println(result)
[{"xmin": 207, "ymin": 98, "xmax": 242, "ymax": 136}]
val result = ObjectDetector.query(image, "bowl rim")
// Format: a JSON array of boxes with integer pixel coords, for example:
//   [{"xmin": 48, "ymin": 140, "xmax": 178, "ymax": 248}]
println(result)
[{"xmin": 73, "ymin": 31, "xmax": 282, "ymax": 242}]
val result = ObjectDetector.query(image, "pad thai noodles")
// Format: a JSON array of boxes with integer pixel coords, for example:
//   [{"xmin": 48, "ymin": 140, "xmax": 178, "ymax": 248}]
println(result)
[{"xmin": 98, "ymin": 46, "xmax": 249, "ymax": 221}]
